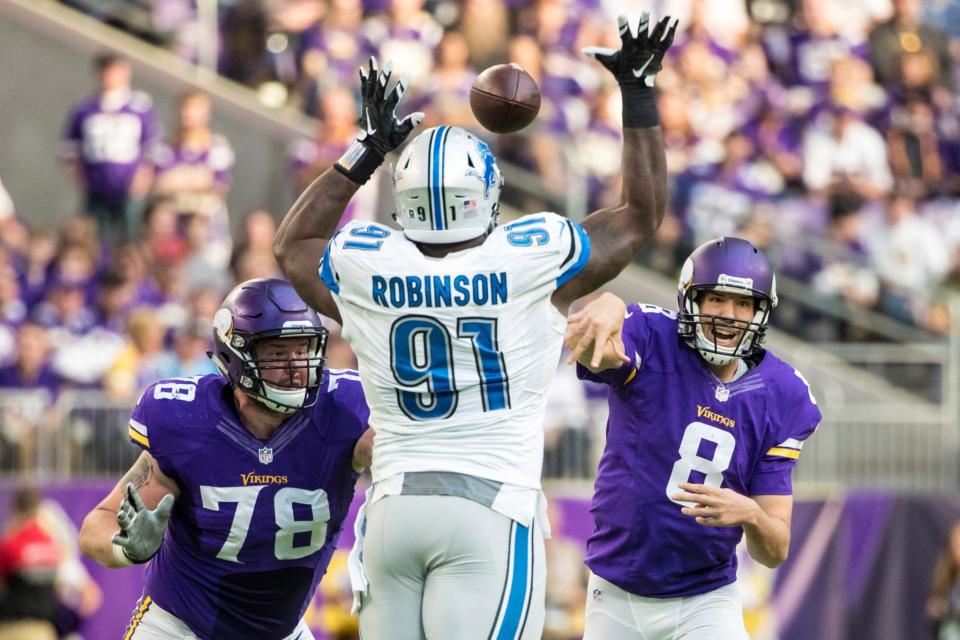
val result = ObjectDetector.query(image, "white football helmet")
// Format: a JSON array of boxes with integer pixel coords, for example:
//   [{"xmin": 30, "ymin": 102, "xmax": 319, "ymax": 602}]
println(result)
[{"xmin": 393, "ymin": 125, "xmax": 503, "ymax": 244}]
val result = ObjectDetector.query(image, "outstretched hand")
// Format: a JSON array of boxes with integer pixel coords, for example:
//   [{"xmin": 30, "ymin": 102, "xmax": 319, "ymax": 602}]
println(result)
[
  {"xmin": 565, "ymin": 293, "xmax": 631, "ymax": 370},
  {"xmin": 112, "ymin": 482, "xmax": 174, "ymax": 563},
  {"xmin": 356, "ymin": 57, "xmax": 424, "ymax": 156},
  {"xmin": 582, "ymin": 13, "xmax": 678, "ymax": 88}
]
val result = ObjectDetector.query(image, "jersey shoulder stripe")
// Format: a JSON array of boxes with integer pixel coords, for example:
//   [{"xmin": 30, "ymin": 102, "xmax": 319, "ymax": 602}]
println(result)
[{"xmin": 557, "ymin": 219, "xmax": 591, "ymax": 287}]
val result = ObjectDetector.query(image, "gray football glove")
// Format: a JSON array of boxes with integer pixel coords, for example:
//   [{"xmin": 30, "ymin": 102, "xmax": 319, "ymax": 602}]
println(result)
[{"xmin": 112, "ymin": 483, "xmax": 174, "ymax": 564}]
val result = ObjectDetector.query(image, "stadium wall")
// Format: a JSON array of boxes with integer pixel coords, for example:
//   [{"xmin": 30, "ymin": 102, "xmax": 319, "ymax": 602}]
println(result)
[
  {"xmin": 0, "ymin": 0, "xmax": 314, "ymax": 230},
  {"xmin": 0, "ymin": 480, "xmax": 955, "ymax": 639}
]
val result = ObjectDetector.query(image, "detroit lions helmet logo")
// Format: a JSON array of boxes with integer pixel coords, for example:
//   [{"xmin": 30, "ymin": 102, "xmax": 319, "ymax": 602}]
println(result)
[{"xmin": 465, "ymin": 137, "xmax": 500, "ymax": 199}]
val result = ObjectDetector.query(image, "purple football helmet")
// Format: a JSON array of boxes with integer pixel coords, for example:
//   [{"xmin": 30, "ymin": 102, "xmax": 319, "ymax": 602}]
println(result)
[
  {"xmin": 210, "ymin": 279, "xmax": 328, "ymax": 414},
  {"xmin": 677, "ymin": 237, "xmax": 778, "ymax": 365}
]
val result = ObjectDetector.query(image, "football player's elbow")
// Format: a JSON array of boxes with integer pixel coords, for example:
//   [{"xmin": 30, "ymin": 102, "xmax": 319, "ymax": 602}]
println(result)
[
  {"xmin": 759, "ymin": 540, "xmax": 790, "ymax": 568},
  {"xmin": 273, "ymin": 241, "xmax": 297, "ymax": 277},
  {"xmin": 762, "ymin": 548, "xmax": 788, "ymax": 569},
  {"xmin": 622, "ymin": 203, "xmax": 663, "ymax": 249}
]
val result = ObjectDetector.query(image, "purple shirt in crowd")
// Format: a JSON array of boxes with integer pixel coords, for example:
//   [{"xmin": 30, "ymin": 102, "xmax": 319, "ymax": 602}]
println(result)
[
  {"xmin": 128, "ymin": 372, "xmax": 368, "ymax": 639},
  {"xmin": 0, "ymin": 363, "xmax": 63, "ymax": 398},
  {"xmin": 63, "ymin": 91, "xmax": 160, "ymax": 200},
  {"xmin": 577, "ymin": 305, "xmax": 821, "ymax": 598},
  {"xmin": 152, "ymin": 135, "xmax": 235, "ymax": 196}
]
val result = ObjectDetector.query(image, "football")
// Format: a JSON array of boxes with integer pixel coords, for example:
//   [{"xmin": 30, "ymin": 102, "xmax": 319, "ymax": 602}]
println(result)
[{"xmin": 469, "ymin": 63, "xmax": 541, "ymax": 134}]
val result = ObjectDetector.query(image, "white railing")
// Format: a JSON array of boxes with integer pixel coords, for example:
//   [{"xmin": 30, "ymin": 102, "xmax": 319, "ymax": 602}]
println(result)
[
  {"xmin": 2, "ymin": 336, "xmax": 958, "ymax": 493},
  {"xmin": 0, "ymin": 391, "xmax": 139, "ymax": 477}
]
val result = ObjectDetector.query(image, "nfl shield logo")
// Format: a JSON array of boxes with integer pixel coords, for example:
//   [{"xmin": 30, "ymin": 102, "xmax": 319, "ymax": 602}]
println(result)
[
  {"xmin": 258, "ymin": 447, "xmax": 273, "ymax": 464},
  {"xmin": 592, "ymin": 589, "xmax": 603, "ymax": 602},
  {"xmin": 715, "ymin": 386, "xmax": 730, "ymax": 402}
]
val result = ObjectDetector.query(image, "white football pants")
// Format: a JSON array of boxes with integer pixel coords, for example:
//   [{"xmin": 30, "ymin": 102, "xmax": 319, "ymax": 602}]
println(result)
[
  {"xmin": 583, "ymin": 572, "xmax": 749, "ymax": 640},
  {"xmin": 358, "ymin": 494, "xmax": 546, "ymax": 640},
  {"xmin": 124, "ymin": 595, "xmax": 315, "ymax": 640}
]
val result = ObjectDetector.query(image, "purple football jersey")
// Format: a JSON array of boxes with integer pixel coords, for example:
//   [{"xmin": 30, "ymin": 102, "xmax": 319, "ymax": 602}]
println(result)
[
  {"xmin": 62, "ymin": 91, "xmax": 160, "ymax": 200},
  {"xmin": 577, "ymin": 304, "xmax": 821, "ymax": 598},
  {"xmin": 128, "ymin": 371, "xmax": 368, "ymax": 639}
]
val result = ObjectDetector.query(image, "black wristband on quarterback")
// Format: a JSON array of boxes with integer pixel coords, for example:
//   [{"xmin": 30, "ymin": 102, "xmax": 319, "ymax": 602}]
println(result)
[
  {"xmin": 334, "ymin": 139, "xmax": 386, "ymax": 185},
  {"xmin": 620, "ymin": 84, "xmax": 659, "ymax": 129}
]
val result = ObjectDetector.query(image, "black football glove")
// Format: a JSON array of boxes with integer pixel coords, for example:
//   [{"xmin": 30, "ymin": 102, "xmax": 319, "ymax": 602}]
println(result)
[
  {"xmin": 335, "ymin": 57, "xmax": 424, "ymax": 185},
  {"xmin": 582, "ymin": 13, "xmax": 678, "ymax": 88}
]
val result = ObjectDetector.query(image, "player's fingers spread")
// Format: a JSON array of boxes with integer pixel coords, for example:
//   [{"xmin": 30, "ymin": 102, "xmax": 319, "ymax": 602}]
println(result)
[
  {"xmin": 127, "ymin": 483, "xmax": 145, "ymax": 511},
  {"xmin": 636, "ymin": 11, "xmax": 650, "ymax": 40},
  {"xmin": 563, "ymin": 317, "xmax": 587, "ymax": 340},
  {"xmin": 570, "ymin": 333, "xmax": 595, "ymax": 364},
  {"xmin": 616, "ymin": 14, "xmax": 630, "ymax": 44},
  {"xmin": 563, "ymin": 328, "xmax": 587, "ymax": 360},
  {"xmin": 393, "ymin": 73, "xmax": 411, "ymax": 103},
  {"xmin": 590, "ymin": 333, "xmax": 607, "ymax": 368},
  {"xmin": 379, "ymin": 59, "xmax": 393, "ymax": 92},
  {"xmin": 156, "ymin": 494, "xmax": 175, "ymax": 519},
  {"xmin": 650, "ymin": 16, "xmax": 668, "ymax": 42},
  {"xmin": 662, "ymin": 19, "xmax": 680, "ymax": 49},
  {"xmin": 695, "ymin": 516, "xmax": 720, "ymax": 526}
]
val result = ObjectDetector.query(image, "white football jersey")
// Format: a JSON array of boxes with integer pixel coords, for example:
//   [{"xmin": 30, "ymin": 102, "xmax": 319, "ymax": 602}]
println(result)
[{"xmin": 320, "ymin": 212, "xmax": 590, "ymax": 489}]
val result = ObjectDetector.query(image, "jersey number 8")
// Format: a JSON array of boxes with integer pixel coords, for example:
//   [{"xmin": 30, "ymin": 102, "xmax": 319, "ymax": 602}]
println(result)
[{"xmin": 665, "ymin": 422, "xmax": 736, "ymax": 507}]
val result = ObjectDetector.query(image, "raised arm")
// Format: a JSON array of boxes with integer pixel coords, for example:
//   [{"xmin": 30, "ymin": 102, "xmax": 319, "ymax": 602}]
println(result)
[
  {"xmin": 274, "ymin": 58, "xmax": 423, "ymax": 322},
  {"xmin": 554, "ymin": 14, "xmax": 677, "ymax": 310}
]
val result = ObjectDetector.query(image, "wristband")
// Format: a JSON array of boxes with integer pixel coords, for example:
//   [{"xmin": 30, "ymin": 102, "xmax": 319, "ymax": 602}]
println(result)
[
  {"xmin": 112, "ymin": 541, "xmax": 135, "ymax": 567},
  {"xmin": 334, "ymin": 139, "xmax": 386, "ymax": 185},
  {"xmin": 620, "ymin": 84, "xmax": 659, "ymax": 129}
]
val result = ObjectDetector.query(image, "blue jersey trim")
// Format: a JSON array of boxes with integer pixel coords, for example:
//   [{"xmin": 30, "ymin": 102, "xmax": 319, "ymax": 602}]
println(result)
[
  {"xmin": 319, "ymin": 239, "xmax": 340, "ymax": 295},
  {"xmin": 430, "ymin": 126, "xmax": 449, "ymax": 231},
  {"xmin": 556, "ymin": 220, "xmax": 592, "ymax": 288}
]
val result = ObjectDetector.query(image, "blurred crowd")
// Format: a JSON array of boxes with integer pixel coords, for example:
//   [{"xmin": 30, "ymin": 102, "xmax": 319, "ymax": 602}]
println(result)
[
  {"xmin": 61, "ymin": 0, "xmax": 960, "ymax": 338},
  {"xmin": 0, "ymin": 41, "xmax": 599, "ymax": 478},
  {"xmin": 1, "ymin": 0, "xmax": 955, "ymax": 459}
]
